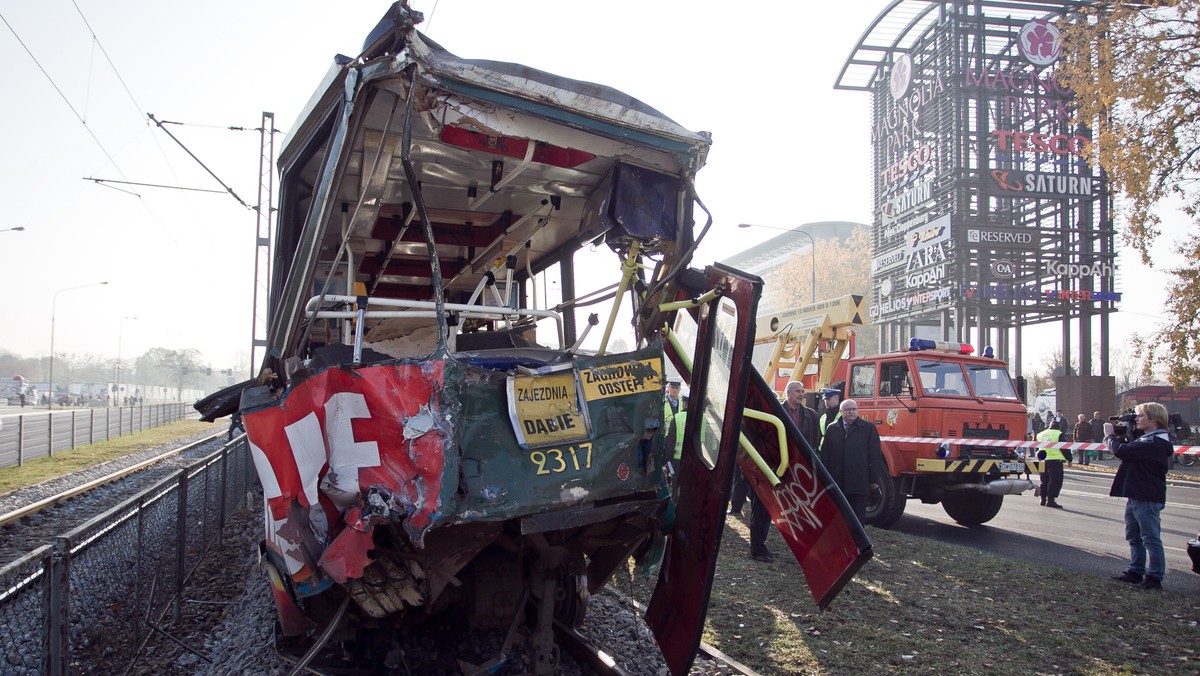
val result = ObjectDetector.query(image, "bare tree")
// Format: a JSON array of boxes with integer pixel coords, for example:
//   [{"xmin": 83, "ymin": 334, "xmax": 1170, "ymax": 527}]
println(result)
[{"xmin": 762, "ymin": 228, "xmax": 879, "ymax": 356}]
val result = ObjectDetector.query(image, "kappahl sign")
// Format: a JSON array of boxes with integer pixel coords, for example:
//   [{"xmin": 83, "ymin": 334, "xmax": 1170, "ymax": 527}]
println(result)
[{"xmin": 1044, "ymin": 261, "xmax": 1114, "ymax": 277}]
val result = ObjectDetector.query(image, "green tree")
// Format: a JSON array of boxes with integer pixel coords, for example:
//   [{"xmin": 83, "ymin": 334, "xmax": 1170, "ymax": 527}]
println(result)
[{"xmin": 1057, "ymin": 1, "xmax": 1200, "ymax": 388}]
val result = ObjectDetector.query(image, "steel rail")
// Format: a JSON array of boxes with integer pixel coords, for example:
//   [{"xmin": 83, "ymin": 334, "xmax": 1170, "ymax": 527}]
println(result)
[
  {"xmin": 0, "ymin": 430, "xmax": 228, "ymax": 527},
  {"xmin": 554, "ymin": 621, "xmax": 631, "ymax": 675}
]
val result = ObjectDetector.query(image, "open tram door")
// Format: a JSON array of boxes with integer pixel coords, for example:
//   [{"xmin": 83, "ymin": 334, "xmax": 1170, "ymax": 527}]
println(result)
[{"xmin": 648, "ymin": 264, "xmax": 872, "ymax": 675}]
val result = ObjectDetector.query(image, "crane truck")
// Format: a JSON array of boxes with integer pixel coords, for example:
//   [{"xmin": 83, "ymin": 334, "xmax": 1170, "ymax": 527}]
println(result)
[{"xmin": 754, "ymin": 298, "xmax": 1035, "ymax": 527}]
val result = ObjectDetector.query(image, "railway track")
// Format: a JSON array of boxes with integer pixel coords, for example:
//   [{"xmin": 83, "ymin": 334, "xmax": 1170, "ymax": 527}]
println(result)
[
  {"xmin": 0, "ymin": 429, "xmax": 229, "ymax": 566},
  {"xmin": 261, "ymin": 581, "xmax": 754, "ymax": 675},
  {"xmin": 0, "ymin": 429, "xmax": 758, "ymax": 674}
]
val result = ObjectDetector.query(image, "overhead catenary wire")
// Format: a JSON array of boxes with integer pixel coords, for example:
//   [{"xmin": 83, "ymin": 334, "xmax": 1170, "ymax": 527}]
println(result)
[
  {"xmin": 70, "ymin": 2, "xmax": 267, "ymax": 226},
  {"xmin": 84, "ymin": 177, "xmax": 228, "ymax": 195},
  {"xmin": 0, "ymin": 11, "xmax": 129, "ymax": 185},
  {"xmin": 0, "ymin": 9, "xmax": 181, "ymax": 243},
  {"xmin": 68, "ymin": 0, "xmax": 210, "ymax": 219},
  {"xmin": 148, "ymin": 113, "xmax": 255, "ymax": 211}
]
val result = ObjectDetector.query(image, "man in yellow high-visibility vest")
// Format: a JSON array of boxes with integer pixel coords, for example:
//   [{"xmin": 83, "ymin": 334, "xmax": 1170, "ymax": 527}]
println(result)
[
  {"xmin": 1035, "ymin": 426, "xmax": 1072, "ymax": 508},
  {"xmin": 668, "ymin": 389, "xmax": 691, "ymax": 486}
]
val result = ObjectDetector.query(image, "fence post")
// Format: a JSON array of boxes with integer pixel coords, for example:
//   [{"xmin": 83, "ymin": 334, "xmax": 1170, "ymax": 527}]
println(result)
[
  {"xmin": 105, "ymin": 408, "xmax": 111, "ymax": 441},
  {"xmin": 17, "ymin": 414, "xmax": 24, "ymax": 466},
  {"xmin": 45, "ymin": 538, "xmax": 71, "ymax": 676},
  {"xmin": 175, "ymin": 471, "xmax": 189, "ymax": 623},
  {"xmin": 218, "ymin": 446, "xmax": 229, "ymax": 542},
  {"xmin": 88, "ymin": 408, "xmax": 94, "ymax": 445},
  {"xmin": 47, "ymin": 412, "xmax": 53, "ymax": 459},
  {"xmin": 70, "ymin": 411, "xmax": 76, "ymax": 450}
]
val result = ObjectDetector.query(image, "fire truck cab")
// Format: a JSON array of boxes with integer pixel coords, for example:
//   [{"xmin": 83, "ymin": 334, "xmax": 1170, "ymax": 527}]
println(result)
[{"xmin": 847, "ymin": 338, "xmax": 1033, "ymax": 527}]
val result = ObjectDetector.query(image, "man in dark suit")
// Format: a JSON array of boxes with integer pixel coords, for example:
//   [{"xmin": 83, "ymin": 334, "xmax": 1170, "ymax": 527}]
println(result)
[{"xmin": 819, "ymin": 398, "xmax": 883, "ymax": 524}]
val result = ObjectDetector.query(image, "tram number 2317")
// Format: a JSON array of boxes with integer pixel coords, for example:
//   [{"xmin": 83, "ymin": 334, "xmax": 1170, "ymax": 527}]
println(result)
[{"xmin": 529, "ymin": 442, "xmax": 593, "ymax": 475}]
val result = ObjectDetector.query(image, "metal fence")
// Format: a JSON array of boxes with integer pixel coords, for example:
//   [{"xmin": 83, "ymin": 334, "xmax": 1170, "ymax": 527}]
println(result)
[
  {"xmin": 0, "ymin": 403, "xmax": 194, "ymax": 470},
  {"xmin": 0, "ymin": 437, "xmax": 256, "ymax": 675}
]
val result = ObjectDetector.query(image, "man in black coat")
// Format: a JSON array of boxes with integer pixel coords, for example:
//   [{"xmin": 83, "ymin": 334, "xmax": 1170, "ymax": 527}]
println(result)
[
  {"xmin": 745, "ymin": 381, "xmax": 820, "ymax": 561},
  {"xmin": 819, "ymin": 398, "xmax": 882, "ymax": 524},
  {"xmin": 1089, "ymin": 411, "xmax": 1105, "ymax": 447}
]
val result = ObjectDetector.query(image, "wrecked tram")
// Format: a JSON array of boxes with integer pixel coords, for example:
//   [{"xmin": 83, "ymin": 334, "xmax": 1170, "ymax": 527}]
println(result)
[{"xmin": 197, "ymin": 3, "xmax": 871, "ymax": 673}]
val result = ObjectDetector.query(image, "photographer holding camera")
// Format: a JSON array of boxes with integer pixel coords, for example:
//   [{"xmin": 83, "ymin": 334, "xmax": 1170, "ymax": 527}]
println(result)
[{"xmin": 1104, "ymin": 402, "xmax": 1174, "ymax": 590}]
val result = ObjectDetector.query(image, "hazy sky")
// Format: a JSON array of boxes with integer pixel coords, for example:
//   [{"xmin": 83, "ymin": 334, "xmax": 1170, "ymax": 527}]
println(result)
[{"xmin": 0, "ymin": 1, "xmax": 1185, "ymax": 378}]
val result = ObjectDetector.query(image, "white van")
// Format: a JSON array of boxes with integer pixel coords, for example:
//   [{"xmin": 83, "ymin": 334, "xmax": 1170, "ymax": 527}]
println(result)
[{"xmin": 1032, "ymin": 388, "xmax": 1056, "ymax": 420}]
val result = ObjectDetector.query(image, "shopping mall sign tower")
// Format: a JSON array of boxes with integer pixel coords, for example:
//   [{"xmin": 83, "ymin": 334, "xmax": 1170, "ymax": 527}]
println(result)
[{"xmin": 836, "ymin": 0, "xmax": 1116, "ymax": 414}]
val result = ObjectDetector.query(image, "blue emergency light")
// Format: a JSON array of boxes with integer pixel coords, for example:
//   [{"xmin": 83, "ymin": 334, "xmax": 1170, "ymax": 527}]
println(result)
[{"xmin": 907, "ymin": 337, "xmax": 974, "ymax": 355}]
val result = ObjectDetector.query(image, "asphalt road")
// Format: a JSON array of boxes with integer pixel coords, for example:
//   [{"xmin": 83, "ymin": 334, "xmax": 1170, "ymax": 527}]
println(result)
[{"xmin": 893, "ymin": 465, "xmax": 1200, "ymax": 597}]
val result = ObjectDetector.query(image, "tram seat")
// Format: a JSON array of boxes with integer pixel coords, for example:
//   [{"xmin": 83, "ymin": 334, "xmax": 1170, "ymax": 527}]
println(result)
[{"xmin": 455, "ymin": 323, "xmax": 540, "ymax": 351}]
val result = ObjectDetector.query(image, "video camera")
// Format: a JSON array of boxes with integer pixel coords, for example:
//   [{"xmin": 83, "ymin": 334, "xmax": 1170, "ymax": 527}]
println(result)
[{"xmin": 1109, "ymin": 411, "xmax": 1143, "ymax": 443}]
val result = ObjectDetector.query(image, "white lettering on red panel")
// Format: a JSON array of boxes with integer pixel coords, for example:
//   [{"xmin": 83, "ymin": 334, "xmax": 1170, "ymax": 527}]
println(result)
[
  {"xmin": 284, "ymin": 411, "xmax": 327, "ymax": 507},
  {"xmin": 321, "ymin": 392, "xmax": 381, "ymax": 507},
  {"xmin": 249, "ymin": 440, "xmax": 283, "ymax": 500}
]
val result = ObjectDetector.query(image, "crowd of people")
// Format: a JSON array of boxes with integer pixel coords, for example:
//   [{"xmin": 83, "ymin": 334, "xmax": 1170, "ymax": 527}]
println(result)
[{"xmin": 659, "ymin": 379, "xmax": 1190, "ymax": 590}]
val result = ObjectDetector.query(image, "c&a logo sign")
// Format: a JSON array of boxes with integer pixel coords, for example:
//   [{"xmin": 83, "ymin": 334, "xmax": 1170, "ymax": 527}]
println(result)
[{"xmin": 990, "ymin": 258, "xmax": 1015, "ymax": 279}]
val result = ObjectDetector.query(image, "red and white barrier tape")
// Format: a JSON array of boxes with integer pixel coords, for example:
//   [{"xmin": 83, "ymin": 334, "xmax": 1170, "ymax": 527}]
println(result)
[{"xmin": 879, "ymin": 436, "xmax": 1199, "ymax": 455}]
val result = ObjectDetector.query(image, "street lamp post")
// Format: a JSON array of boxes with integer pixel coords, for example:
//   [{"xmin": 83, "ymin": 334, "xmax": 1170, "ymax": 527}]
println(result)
[
  {"xmin": 116, "ymin": 316, "xmax": 138, "ymax": 406},
  {"xmin": 49, "ymin": 282, "xmax": 108, "ymax": 409},
  {"xmin": 738, "ymin": 223, "xmax": 816, "ymax": 303},
  {"xmin": 0, "ymin": 226, "xmax": 26, "ymax": 234}
]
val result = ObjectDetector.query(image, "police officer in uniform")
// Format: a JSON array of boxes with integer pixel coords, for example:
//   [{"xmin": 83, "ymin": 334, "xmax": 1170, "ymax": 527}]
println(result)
[
  {"xmin": 1035, "ymin": 425, "xmax": 1072, "ymax": 508},
  {"xmin": 663, "ymin": 377, "xmax": 682, "ymax": 434},
  {"xmin": 817, "ymin": 386, "xmax": 844, "ymax": 447}
]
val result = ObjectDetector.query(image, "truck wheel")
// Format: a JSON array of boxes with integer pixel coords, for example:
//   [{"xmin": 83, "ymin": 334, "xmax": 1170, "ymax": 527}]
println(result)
[
  {"xmin": 941, "ymin": 492, "xmax": 1003, "ymax": 526},
  {"xmin": 865, "ymin": 465, "xmax": 906, "ymax": 528}
]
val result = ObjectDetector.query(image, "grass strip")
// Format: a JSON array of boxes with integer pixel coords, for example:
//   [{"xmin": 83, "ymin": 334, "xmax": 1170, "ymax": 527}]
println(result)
[
  {"xmin": 0, "ymin": 419, "xmax": 216, "ymax": 493},
  {"xmin": 612, "ymin": 516, "xmax": 1198, "ymax": 674}
]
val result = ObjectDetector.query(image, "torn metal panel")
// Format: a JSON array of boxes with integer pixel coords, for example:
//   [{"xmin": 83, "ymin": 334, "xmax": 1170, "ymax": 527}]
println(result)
[{"xmin": 244, "ymin": 359, "xmax": 455, "ymax": 583}]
